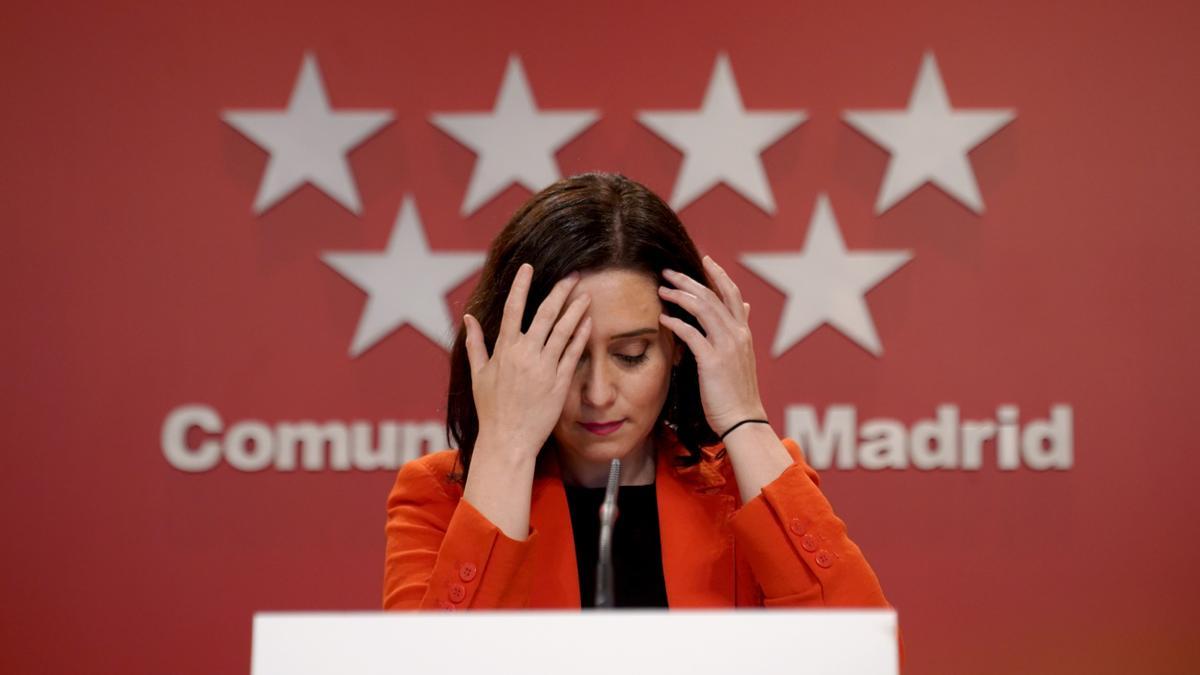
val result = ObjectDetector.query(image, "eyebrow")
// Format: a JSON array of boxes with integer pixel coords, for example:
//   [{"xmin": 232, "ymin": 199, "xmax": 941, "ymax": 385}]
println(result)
[{"xmin": 609, "ymin": 327, "xmax": 658, "ymax": 340}]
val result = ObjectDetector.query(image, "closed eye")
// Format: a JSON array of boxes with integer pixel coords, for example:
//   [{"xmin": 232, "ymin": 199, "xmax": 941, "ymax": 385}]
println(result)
[
  {"xmin": 576, "ymin": 351, "xmax": 650, "ymax": 368},
  {"xmin": 617, "ymin": 353, "xmax": 648, "ymax": 366}
]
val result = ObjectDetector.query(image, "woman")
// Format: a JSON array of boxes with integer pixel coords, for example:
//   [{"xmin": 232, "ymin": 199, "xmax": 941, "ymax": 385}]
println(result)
[{"xmin": 383, "ymin": 173, "xmax": 894, "ymax": 615}]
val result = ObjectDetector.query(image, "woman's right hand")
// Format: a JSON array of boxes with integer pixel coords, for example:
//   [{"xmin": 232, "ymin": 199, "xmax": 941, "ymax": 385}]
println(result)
[{"xmin": 463, "ymin": 263, "xmax": 593, "ymax": 463}]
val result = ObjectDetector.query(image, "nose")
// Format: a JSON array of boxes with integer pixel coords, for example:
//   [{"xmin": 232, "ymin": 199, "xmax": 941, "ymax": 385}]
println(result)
[{"xmin": 580, "ymin": 356, "xmax": 616, "ymax": 409}]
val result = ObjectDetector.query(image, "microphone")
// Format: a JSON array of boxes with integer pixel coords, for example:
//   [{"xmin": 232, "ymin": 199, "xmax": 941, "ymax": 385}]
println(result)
[{"xmin": 594, "ymin": 458, "xmax": 621, "ymax": 608}]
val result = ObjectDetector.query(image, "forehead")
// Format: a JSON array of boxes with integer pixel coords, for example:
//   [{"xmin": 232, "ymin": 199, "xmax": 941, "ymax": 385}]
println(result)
[{"xmin": 565, "ymin": 268, "xmax": 662, "ymax": 335}]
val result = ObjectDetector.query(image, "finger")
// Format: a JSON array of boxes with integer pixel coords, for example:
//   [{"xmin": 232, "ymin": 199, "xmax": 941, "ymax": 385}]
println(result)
[
  {"xmin": 556, "ymin": 315, "xmax": 592, "ymax": 382},
  {"xmin": 702, "ymin": 255, "xmax": 748, "ymax": 323},
  {"xmin": 658, "ymin": 285, "xmax": 734, "ymax": 346},
  {"xmin": 462, "ymin": 314, "xmax": 490, "ymax": 376},
  {"xmin": 544, "ymin": 293, "xmax": 591, "ymax": 359},
  {"xmin": 659, "ymin": 313, "xmax": 711, "ymax": 360},
  {"xmin": 743, "ymin": 302, "xmax": 751, "ymax": 321},
  {"xmin": 662, "ymin": 268, "xmax": 738, "ymax": 334},
  {"xmin": 498, "ymin": 263, "xmax": 533, "ymax": 349},
  {"xmin": 527, "ymin": 272, "xmax": 581, "ymax": 345}
]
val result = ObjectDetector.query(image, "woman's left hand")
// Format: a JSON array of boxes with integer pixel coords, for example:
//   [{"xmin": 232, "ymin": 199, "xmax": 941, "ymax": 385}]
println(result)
[{"xmin": 658, "ymin": 255, "xmax": 768, "ymax": 438}]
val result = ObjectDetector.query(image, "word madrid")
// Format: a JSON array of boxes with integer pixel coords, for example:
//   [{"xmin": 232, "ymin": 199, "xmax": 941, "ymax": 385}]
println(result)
[
  {"xmin": 161, "ymin": 403, "xmax": 1073, "ymax": 473},
  {"xmin": 788, "ymin": 404, "xmax": 1073, "ymax": 470}
]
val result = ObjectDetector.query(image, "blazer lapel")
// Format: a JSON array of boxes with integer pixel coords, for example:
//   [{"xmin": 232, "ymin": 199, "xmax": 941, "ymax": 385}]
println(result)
[
  {"xmin": 656, "ymin": 436, "xmax": 738, "ymax": 607},
  {"xmin": 528, "ymin": 454, "xmax": 581, "ymax": 608}
]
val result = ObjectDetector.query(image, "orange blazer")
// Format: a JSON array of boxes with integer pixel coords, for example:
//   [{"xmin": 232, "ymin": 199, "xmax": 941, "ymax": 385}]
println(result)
[
  {"xmin": 383, "ymin": 432, "xmax": 896, "ymax": 615},
  {"xmin": 381, "ymin": 429, "xmax": 902, "ymax": 667}
]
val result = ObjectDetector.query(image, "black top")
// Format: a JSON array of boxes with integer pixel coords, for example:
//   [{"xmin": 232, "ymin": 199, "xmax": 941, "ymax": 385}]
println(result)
[{"xmin": 564, "ymin": 482, "xmax": 669, "ymax": 608}]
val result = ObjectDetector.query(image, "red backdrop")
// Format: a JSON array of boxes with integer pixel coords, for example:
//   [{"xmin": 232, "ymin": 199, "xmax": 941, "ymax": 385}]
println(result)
[{"xmin": 4, "ymin": 1, "xmax": 1199, "ymax": 673}]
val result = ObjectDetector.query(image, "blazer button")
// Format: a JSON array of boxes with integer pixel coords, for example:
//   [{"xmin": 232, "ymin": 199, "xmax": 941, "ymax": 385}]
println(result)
[
  {"xmin": 789, "ymin": 518, "xmax": 806, "ymax": 536},
  {"xmin": 801, "ymin": 534, "xmax": 818, "ymax": 552},
  {"xmin": 459, "ymin": 562, "xmax": 478, "ymax": 582},
  {"xmin": 815, "ymin": 550, "xmax": 834, "ymax": 568},
  {"xmin": 448, "ymin": 583, "xmax": 466, "ymax": 603},
  {"xmin": 438, "ymin": 600, "xmax": 456, "ymax": 611}
]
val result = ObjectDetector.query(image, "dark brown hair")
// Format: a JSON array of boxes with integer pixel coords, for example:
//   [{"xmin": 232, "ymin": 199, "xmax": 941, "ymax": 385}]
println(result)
[{"xmin": 446, "ymin": 173, "xmax": 718, "ymax": 481}]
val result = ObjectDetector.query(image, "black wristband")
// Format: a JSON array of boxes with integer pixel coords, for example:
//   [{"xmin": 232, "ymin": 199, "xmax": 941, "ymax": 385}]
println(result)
[{"xmin": 719, "ymin": 418, "xmax": 770, "ymax": 441}]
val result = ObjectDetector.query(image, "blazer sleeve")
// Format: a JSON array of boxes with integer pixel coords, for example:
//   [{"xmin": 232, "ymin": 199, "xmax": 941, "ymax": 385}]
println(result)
[
  {"xmin": 727, "ymin": 438, "xmax": 905, "ymax": 669},
  {"xmin": 727, "ymin": 437, "xmax": 891, "ymax": 609},
  {"xmin": 382, "ymin": 454, "xmax": 539, "ymax": 610}
]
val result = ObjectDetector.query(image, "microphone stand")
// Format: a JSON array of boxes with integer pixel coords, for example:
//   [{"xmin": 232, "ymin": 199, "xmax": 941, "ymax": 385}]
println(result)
[{"xmin": 594, "ymin": 458, "xmax": 621, "ymax": 608}]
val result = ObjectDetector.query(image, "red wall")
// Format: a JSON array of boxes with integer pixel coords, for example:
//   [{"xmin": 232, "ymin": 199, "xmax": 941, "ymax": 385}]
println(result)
[{"xmin": 4, "ymin": 1, "xmax": 1199, "ymax": 673}]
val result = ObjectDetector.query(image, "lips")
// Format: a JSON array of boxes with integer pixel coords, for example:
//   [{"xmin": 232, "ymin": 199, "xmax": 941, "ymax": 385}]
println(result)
[{"xmin": 580, "ymin": 420, "xmax": 625, "ymax": 436}]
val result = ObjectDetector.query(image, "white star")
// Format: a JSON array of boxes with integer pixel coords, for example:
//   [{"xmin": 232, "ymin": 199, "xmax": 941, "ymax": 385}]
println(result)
[
  {"xmin": 321, "ymin": 197, "xmax": 484, "ymax": 357},
  {"xmin": 741, "ymin": 194, "xmax": 912, "ymax": 357},
  {"xmin": 222, "ymin": 52, "xmax": 393, "ymax": 215},
  {"xmin": 637, "ymin": 53, "xmax": 806, "ymax": 214},
  {"xmin": 430, "ymin": 55, "xmax": 599, "ymax": 216},
  {"xmin": 843, "ymin": 51, "xmax": 1015, "ymax": 214}
]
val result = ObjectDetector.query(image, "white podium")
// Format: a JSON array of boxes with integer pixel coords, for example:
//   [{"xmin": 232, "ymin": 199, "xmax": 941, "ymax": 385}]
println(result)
[{"xmin": 251, "ymin": 609, "xmax": 899, "ymax": 674}]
